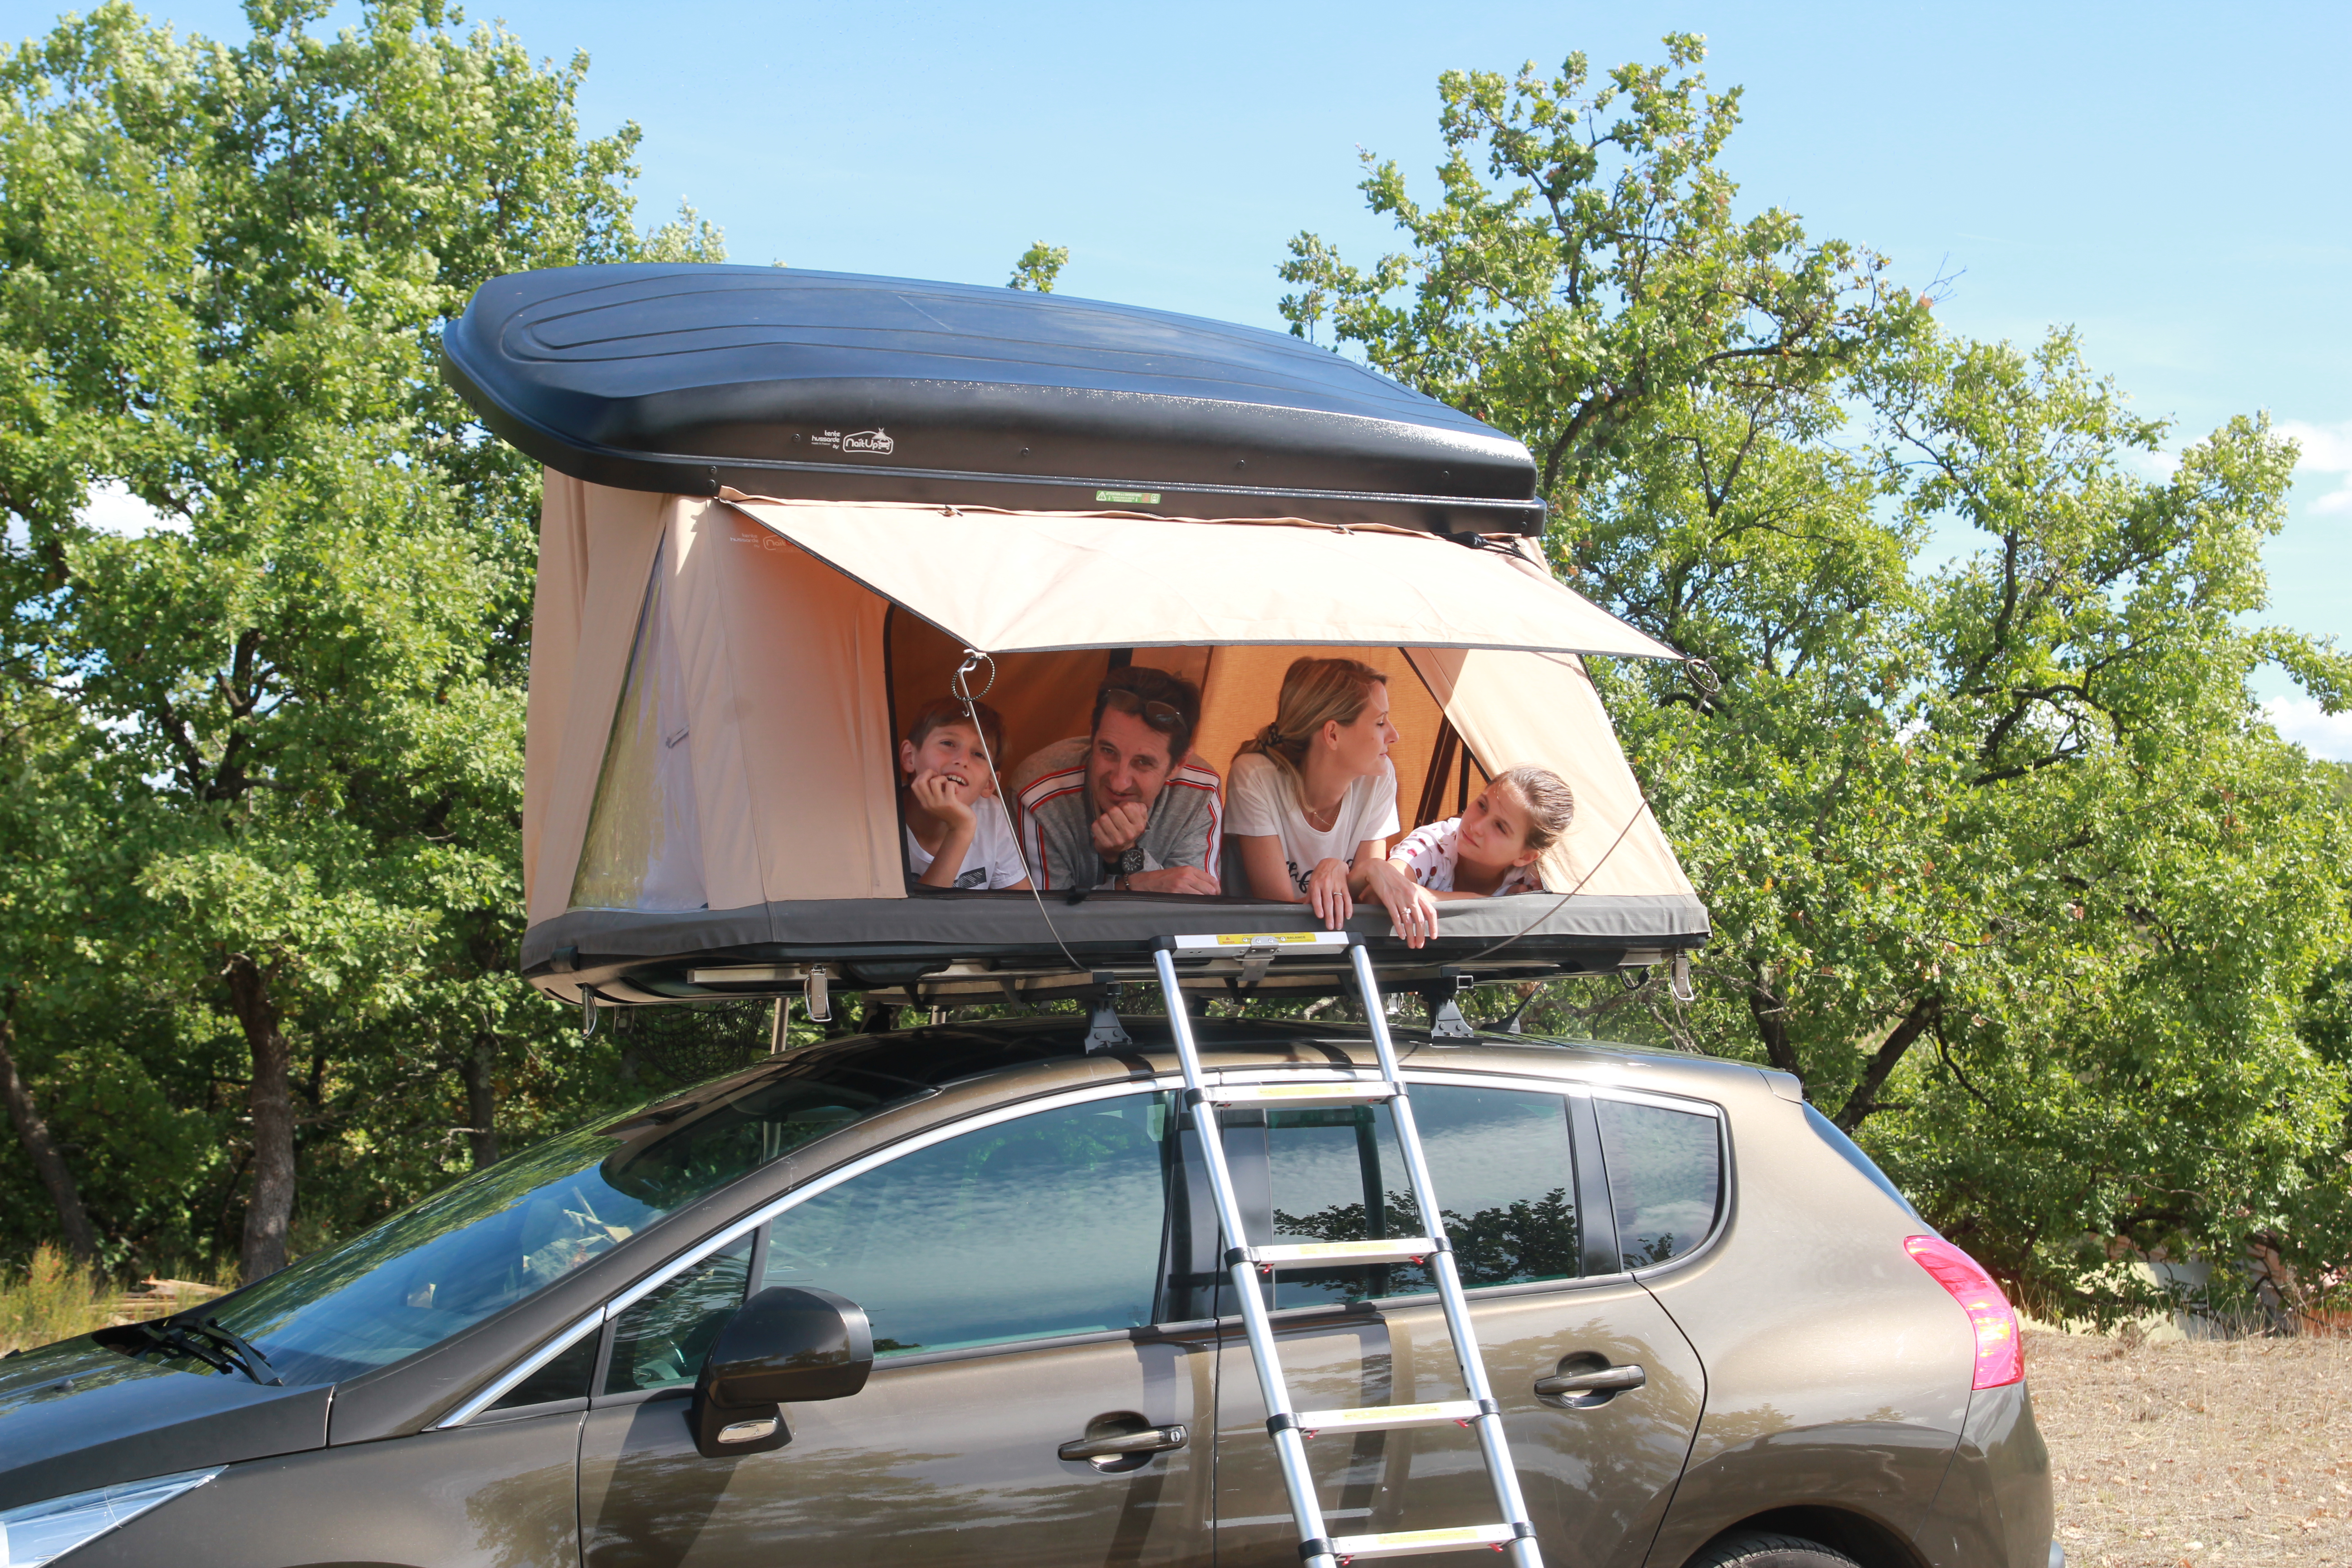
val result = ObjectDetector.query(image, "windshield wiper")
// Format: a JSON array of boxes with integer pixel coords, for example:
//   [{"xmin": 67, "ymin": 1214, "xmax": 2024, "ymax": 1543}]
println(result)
[
  {"xmin": 186, "ymin": 1318, "xmax": 285, "ymax": 1387},
  {"xmin": 122, "ymin": 1317, "xmax": 284, "ymax": 1387}
]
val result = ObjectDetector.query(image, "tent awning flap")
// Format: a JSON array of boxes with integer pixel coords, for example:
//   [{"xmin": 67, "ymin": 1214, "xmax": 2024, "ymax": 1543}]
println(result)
[{"xmin": 718, "ymin": 495, "xmax": 1682, "ymax": 661}]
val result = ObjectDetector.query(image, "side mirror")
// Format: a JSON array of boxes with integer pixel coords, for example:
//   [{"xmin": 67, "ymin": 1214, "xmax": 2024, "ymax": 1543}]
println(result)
[{"xmin": 688, "ymin": 1285, "xmax": 874, "ymax": 1459}]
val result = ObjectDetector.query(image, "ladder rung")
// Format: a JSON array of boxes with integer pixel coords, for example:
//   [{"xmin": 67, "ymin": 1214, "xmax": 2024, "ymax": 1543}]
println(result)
[
  {"xmin": 1207, "ymin": 1080, "xmax": 1399, "ymax": 1108},
  {"xmin": 1330, "ymin": 1524, "xmax": 1520, "ymax": 1560},
  {"xmin": 1250, "ymin": 1238, "xmax": 1436, "ymax": 1269},
  {"xmin": 1171, "ymin": 931, "xmax": 1354, "ymax": 954},
  {"xmin": 1294, "ymin": 1399, "xmax": 1482, "ymax": 1435}
]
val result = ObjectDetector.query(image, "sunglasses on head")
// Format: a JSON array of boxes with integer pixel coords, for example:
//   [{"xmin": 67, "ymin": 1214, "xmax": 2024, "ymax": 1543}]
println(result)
[{"xmin": 1101, "ymin": 686, "xmax": 1183, "ymax": 731}]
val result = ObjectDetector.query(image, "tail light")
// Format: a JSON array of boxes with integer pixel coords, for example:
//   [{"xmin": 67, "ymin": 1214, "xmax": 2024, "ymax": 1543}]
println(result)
[{"xmin": 1905, "ymin": 1235, "xmax": 2023, "ymax": 1389}]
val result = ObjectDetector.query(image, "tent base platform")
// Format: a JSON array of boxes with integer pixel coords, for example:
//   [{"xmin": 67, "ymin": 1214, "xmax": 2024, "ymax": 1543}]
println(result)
[{"xmin": 523, "ymin": 891, "xmax": 1709, "ymax": 1007}]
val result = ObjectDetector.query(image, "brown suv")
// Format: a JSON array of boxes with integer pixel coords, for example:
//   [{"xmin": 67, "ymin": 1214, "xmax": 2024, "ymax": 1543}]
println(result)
[{"xmin": 0, "ymin": 1016, "xmax": 2053, "ymax": 1568}]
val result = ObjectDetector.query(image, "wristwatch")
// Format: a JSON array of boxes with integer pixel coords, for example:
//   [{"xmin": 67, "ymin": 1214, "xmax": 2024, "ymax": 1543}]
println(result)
[{"xmin": 1102, "ymin": 846, "xmax": 1145, "ymax": 884}]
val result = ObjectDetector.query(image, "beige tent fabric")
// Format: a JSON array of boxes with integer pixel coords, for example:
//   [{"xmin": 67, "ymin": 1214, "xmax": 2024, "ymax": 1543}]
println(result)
[
  {"xmin": 1408, "ymin": 649, "xmax": 1694, "ymax": 899},
  {"xmin": 532, "ymin": 476, "xmax": 1697, "ymax": 924},
  {"xmin": 667, "ymin": 498, "xmax": 901, "ymax": 907},
  {"xmin": 719, "ymin": 494, "xmax": 1682, "ymax": 660},
  {"xmin": 525, "ymin": 475, "xmax": 667, "ymax": 927}
]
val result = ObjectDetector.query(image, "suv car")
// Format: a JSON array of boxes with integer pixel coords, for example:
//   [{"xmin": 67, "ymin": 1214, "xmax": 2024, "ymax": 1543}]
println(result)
[{"xmin": 0, "ymin": 1016, "xmax": 2053, "ymax": 1568}]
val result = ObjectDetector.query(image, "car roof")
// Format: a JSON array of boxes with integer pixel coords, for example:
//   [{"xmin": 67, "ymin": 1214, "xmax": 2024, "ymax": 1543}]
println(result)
[{"xmin": 637, "ymin": 1013, "xmax": 1766, "ymax": 1122}]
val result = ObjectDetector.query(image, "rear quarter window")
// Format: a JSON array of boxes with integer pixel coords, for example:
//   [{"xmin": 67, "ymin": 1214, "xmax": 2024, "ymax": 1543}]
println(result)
[{"xmin": 1593, "ymin": 1095, "xmax": 1722, "ymax": 1271}]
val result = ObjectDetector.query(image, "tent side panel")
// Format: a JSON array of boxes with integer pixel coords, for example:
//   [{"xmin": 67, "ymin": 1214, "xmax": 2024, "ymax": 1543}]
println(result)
[
  {"xmin": 671, "ymin": 505, "xmax": 903, "ymax": 906},
  {"xmin": 1411, "ymin": 649, "xmax": 1696, "ymax": 900},
  {"xmin": 526, "ymin": 475, "xmax": 668, "ymax": 930}
]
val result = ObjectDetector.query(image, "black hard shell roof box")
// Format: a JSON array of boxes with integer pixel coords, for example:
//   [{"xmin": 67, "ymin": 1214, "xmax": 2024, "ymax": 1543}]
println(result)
[{"xmin": 440, "ymin": 264, "xmax": 1544, "ymax": 535}]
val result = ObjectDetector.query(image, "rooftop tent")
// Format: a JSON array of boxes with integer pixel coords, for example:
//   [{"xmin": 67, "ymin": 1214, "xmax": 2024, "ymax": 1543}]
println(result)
[{"xmin": 445, "ymin": 265, "xmax": 1710, "ymax": 1004}]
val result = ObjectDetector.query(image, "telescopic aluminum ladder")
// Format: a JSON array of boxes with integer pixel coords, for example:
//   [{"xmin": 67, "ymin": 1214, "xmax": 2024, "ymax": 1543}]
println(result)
[{"xmin": 1150, "ymin": 932, "xmax": 1544, "ymax": 1568}]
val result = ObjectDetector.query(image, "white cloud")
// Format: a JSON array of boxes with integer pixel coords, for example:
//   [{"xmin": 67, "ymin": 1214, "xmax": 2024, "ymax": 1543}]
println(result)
[
  {"xmin": 2264, "ymin": 696, "xmax": 2352, "ymax": 762},
  {"xmin": 2278, "ymin": 419, "xmax": 2352, "ymax": 516},
  {"xmin": 79, "ymin": 480, "xmax": 185, "ymax": 537}
]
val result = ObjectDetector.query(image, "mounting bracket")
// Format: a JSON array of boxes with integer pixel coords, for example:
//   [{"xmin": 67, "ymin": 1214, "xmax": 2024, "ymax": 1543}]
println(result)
[{"xmin": 1084, "ymin": 972, "xmax": 1132, "ymax": 1052}]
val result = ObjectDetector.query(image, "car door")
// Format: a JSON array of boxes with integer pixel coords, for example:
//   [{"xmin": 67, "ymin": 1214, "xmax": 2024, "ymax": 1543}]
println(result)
[
  {"xmin": 1209, "ymin": 1074, "xmax": 1713, "ymax": 1568},
  {"xmin": 577, "ymin": 1084, "xmax": 1212, "ymax": 1568}
]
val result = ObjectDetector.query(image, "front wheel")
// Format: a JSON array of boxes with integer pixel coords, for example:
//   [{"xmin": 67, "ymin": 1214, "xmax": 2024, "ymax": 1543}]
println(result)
[{"xmin": 1684, "ymin": 1533, "xmax": 1862, "ymax": 1568}]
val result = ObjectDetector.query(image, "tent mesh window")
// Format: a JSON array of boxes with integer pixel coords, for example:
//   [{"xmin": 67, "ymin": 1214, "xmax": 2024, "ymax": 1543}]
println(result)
[
  {"xmin": 616, "ymin": 1000, "xmax": 774, "ymax": 1087},
  {"xmin": 572, "ymin": 539, "xmax": 708, "ymax": 912}
]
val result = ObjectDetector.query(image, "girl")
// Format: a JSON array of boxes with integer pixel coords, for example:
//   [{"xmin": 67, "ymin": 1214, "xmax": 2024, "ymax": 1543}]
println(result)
[
  {"xmin": 1368, "ymin": 767, "xmax": 1576, "ymax": 948},
  {"xmin": 1227, "ymin": 657, "xmax": 1400, "ymax": 929}
]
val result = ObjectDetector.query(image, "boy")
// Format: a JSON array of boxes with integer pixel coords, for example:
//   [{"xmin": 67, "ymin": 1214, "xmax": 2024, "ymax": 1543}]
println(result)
[{"xmin": 899, "ymin": 696, "xmax": 1033, "ymax": 891}]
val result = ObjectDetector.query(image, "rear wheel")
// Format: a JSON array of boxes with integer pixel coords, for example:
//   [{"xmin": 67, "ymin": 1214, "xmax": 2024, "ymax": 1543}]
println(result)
[{"xmin": 1685, "ymin": 1533, "xmax": 1863, "ymax": 1568}]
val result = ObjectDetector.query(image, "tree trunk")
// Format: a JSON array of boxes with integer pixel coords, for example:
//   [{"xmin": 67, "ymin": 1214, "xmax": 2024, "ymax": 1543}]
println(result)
[
  {"xmin": 1745, "ymin": 976, "xmax": 1803, "ymax": 1081},
  {"xmin": 457, "ymin": 1037, "xmax": 500, "ymax": 1169},
  {"xmin": 1835, "ymin": 994, "xmax": 1942, "ymax": 1132},
  {"xmin": 224, "ymin": 953, "xmax": 295, "ymax": 1280},
  {"xmin": 0, "ymin": 1004, "xmax": 98, "ymax": 1267}
]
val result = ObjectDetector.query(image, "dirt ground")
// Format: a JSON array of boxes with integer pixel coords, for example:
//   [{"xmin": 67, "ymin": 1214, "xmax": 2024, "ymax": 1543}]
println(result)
[{"xmin": 2026, "ymin": 1328, "xmax": 2352, "ymax": 1566}]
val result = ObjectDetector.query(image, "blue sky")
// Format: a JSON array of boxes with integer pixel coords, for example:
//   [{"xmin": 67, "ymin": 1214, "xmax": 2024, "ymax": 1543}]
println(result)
[{"xmin": 12, "ymin": 0, "xmax": 2349, "ymax": 753}]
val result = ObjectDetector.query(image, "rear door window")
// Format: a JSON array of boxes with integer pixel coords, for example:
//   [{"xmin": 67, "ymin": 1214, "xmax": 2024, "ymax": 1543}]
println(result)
[
  {"xmin": 1251, "ymin": 1082, "xmax": 1584, "ymax": 1308},
  {"xmin": 758, "ymin": 1092, "xmax": 1178, "ymax": 1356},
  {"xmin": 1592, "ymin": 1095, "xmax": 1723, "ymax": 1271}
]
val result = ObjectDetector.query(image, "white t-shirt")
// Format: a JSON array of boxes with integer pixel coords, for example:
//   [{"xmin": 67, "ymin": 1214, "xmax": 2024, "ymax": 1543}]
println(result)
[
  {"xmin": 904, "ymin": 797, "xmax": 1030, "ymax": 889},
  {"xmin": 1226, "ymin": 752, "xmax": 1400, "ymax": 896},
  {"xmin": 1389, "ymin": 817, "xmax": 1547, "ymax": 895}
]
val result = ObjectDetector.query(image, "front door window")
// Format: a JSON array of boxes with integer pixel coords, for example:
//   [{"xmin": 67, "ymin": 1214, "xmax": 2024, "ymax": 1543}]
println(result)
[{"xmin": 760, "ymin": 1093, "xmax": 1176, "ymax": 1352}]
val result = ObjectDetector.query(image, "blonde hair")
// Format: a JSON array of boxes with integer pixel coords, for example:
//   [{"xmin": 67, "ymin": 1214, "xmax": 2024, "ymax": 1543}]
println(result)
[
  {"xmin": 1490, "ymin": 765, "xmax": 1575, "ymax": 853},
  {"xmin": 1235, "ymin": 657, "xmax": 1390, "ymax": 801}
]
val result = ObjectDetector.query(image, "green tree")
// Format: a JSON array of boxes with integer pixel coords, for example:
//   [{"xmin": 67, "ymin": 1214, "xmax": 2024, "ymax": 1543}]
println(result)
[
  {"xmin": 1284, "ymin": 35, "xmax": 2352, "ymax": 1316},
  {"xmin": 0, "ymin": 0, "xmax": 720, "ymax": 1277},
  {"xmin": 1008, "ymin": 240, "xmax": 1068, "ymax": 293}
]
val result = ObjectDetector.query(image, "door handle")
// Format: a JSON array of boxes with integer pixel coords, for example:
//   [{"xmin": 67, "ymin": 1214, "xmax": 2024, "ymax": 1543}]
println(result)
[
  {"xmin": 1058, "ymin": 1424, "xmax": 1188, "ymax": 1461},
  {"xmin": 1534, "ymin": 1364, "xmax": 1645, "ymax": 1398}
]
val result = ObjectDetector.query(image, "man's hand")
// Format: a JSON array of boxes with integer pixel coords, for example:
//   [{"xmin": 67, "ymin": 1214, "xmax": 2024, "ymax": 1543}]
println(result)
[
  {"xmin": 1089, "ymin": 799, "xmax": 1150, "ymax": 857},
  {"xmin": 1126, "ymin": 866, "xmax": 1220, "ymax": 896},
  {"xmin": 910, "ymin": 770, "xmax": 977, "ymax": 835}
]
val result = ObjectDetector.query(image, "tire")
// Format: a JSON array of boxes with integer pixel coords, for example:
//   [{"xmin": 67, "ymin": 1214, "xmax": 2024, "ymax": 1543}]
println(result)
[{"xmin": 1683, "ymin": 1532, "xmax": 1863, "ymax": 1568}]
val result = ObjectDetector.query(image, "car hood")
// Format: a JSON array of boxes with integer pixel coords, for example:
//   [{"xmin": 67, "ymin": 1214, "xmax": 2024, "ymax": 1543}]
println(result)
[{"xmin": 0, "ymin": 1337, "xmax": 330, "ymax": 1509}]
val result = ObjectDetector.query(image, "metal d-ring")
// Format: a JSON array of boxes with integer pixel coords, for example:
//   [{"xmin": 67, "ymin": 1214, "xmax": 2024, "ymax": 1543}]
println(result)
[{"xmin": 952, "ymin": 649, "xmax": 997, "ymax": 702}]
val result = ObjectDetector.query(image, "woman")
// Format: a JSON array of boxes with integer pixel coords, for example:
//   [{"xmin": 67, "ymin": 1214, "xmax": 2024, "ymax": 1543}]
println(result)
[{"xmin": 1227, "ymin": 657, "xmax": 1402, "ymax": 930}]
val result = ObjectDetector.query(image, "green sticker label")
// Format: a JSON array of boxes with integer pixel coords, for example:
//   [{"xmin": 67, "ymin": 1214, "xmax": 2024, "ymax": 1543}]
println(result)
[{"xmin": 1095, "ymin": 489, "xmax": 1161, "ymax": 505}]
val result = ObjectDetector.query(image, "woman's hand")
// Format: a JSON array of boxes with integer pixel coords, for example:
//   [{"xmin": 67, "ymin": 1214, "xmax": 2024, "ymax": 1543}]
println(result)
[
  {"xmin": 1365, "ymin": 859, "xmax": 1441, "ymax": 949},
  {"xmin": 1306, "ymin": 857, "xmax": 1355, "ymax": 929}
]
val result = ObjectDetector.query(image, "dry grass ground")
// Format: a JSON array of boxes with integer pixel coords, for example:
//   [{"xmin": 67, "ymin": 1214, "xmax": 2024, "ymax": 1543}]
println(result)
[
  {"xmin": 0, "ymin": 1245, "xmax": 226, "ymax": 1354},
  {"xmin": 2027, "ymin": 1328, "xmax": 2352, "ymax": 1566}
]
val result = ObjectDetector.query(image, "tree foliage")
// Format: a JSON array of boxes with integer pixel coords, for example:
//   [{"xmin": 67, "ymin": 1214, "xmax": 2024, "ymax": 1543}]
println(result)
[
  {"xmin": 1284, "ymin": 36, "xmax": 2352, "ymax": 1320},
  {"xmin": 0, "ymin": 0, "xmax": 720, "ymax": 1277},
  {"xmin": 1008, "ymin": 240, "xmax": 1068, "ymax": 293}
]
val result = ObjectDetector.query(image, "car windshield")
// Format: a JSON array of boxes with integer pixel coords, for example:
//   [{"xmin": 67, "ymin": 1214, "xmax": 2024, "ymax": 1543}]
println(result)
[{"xmin": 130, "ymin": 1059, "xmax": 928, "ymax": 1387}]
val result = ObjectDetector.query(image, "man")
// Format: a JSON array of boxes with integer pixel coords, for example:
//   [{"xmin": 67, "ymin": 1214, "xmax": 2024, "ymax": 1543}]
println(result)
[{"xmin": 1014, "ymin": 667, "xmax": 1221, "ymax": 894}]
